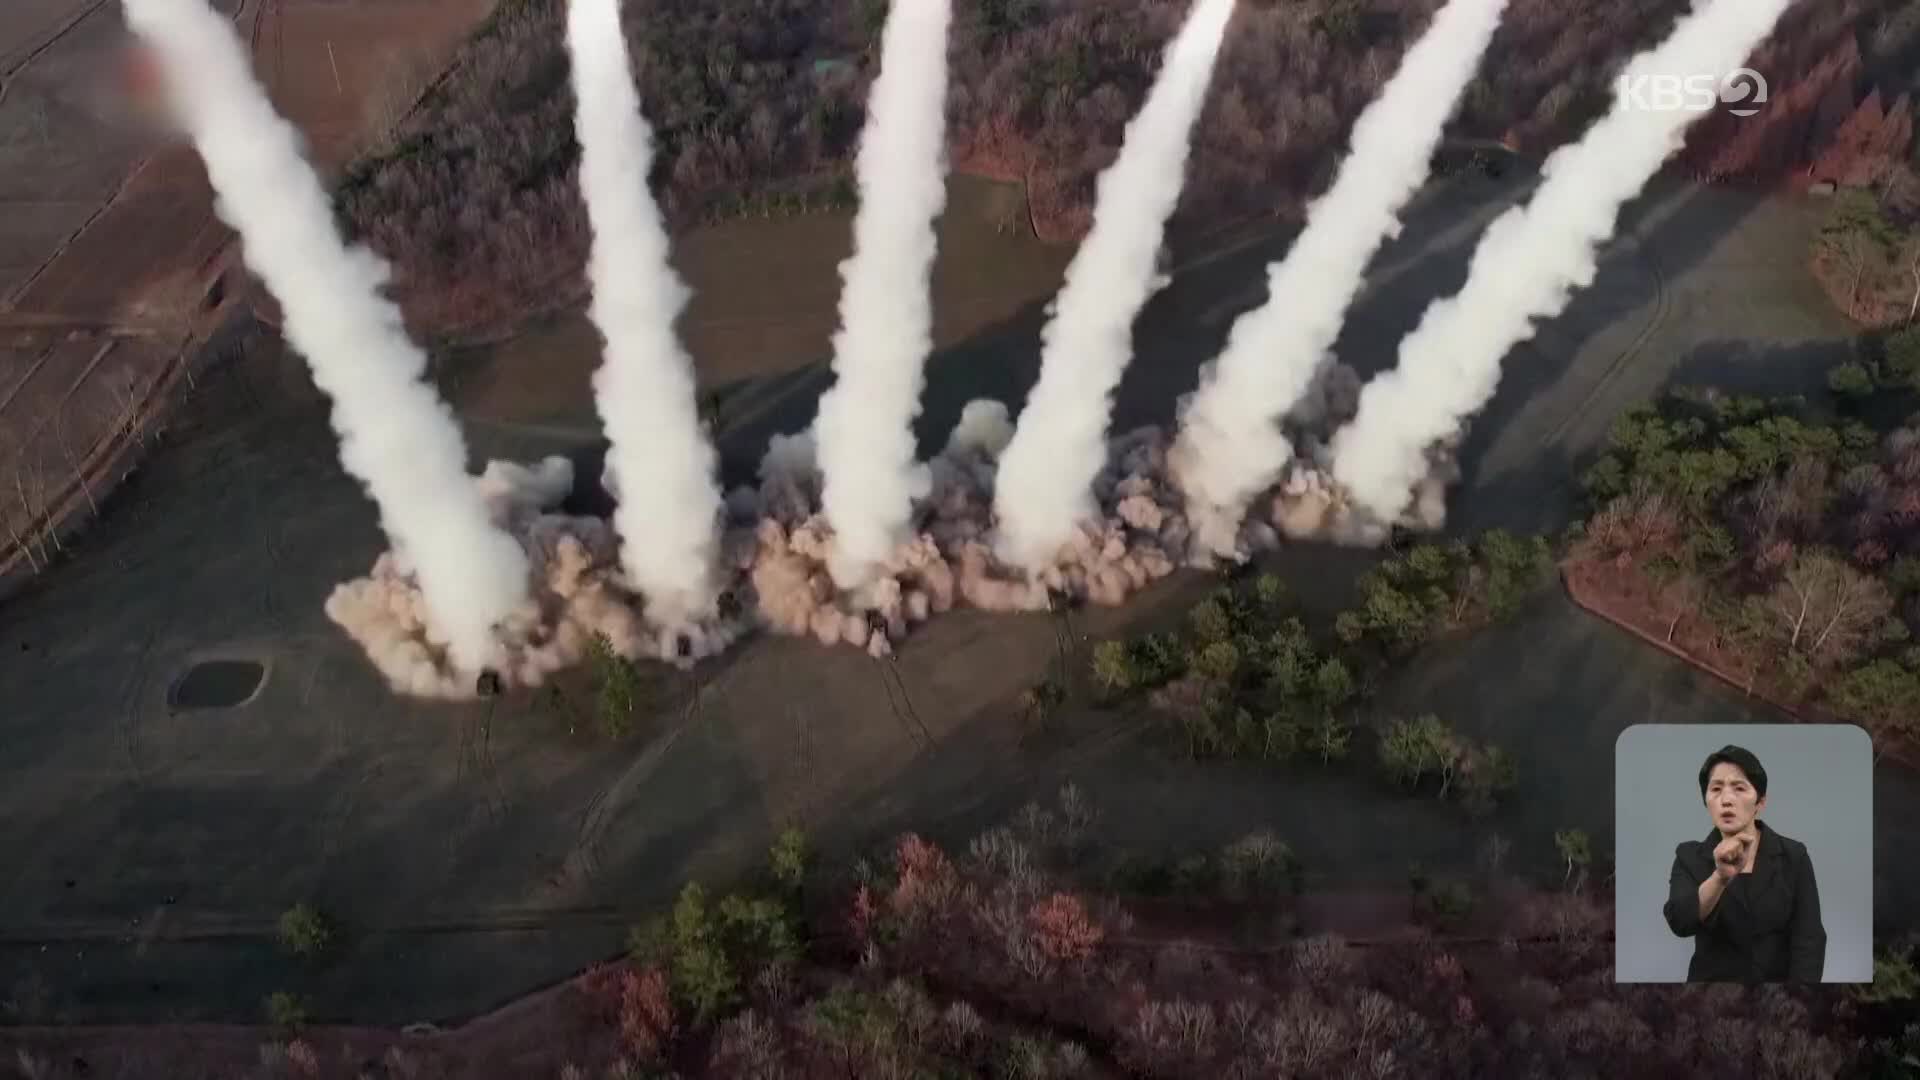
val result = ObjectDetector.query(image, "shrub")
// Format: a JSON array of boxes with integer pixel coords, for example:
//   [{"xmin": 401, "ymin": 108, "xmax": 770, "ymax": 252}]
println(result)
[
  {"xmin": 1170, "ymin": 855, "xmax": 1218, "ymax": 896},
  {"xmin": 1252, "ymin": 572, "xmax": 1287, "ymax": 610},
  {"xmin": 1218, "ymin": 831, "xmax": 1299, "ymax": 900},
  {"xmin": 1090, "ymin": 639, "xmax": 1137, "ymax": 694},
  {"xmin": 1829, "ymin": 360, "xmax": 1877, "ymax": 397},
  {"xmin": 653, "ymin": 883, "xmax": 741, "ymax": 1023},
  {"xmin": 1855, "ymin": 948, "xmax": 1920, "ymax": 1003},
  {"xmin": 1021, "ymin": 677, "xmax": 1067, "ymax": 725},
  {"xmin": 1424, "ymin": 878, "xmax": 1475, "ymax": 926},
  {"xmin": 276, "ymin": 903, "xmax": 334, "ymax": 960},
  {"xmin": 708, "ymin": 1008, "xmax": 783, "ymax": 1076},
  {"xmin": 770, "ymin": 826, "xmax": 809, "ymax": 892},
  {"xmin": 265, "ymin": 991, "xmax": 308, "ymax": 1031},
  {"xmin": 1192, "ymin": 640, "xmax": 1242, "ymax": 683},
  {"xmin": 1309, "ymin": 713, "xmax": 1352, "ymax": 763},
  {"xmin": 1457, "ymin": 743, "xmax": 1520, "ymax": 815},
  {"xmin": 671, "ymin": 935, "xmax": 739, "ymax": 1024},
  {"xmin": 1130, "ymin": 632, "xmax": 1189, "ymax": 686},
  {"xmin": 588, "ymin": 633, "xmax": 645, "ymax": 739},
  {"xmin": 1126, "ymin": 1000, "xmax": 1219, "ymax": 1074},
  {"xmin": 1555, "ymin": 828, "xmax": 1593, "ymax": 889},
  {"xmin": 1377, "ymin": 714, "xmax": 1449, "ymax": 788},
  {"xmin": 1260, "ymin": 713, "xmax": 1305, "ymax": 762},
  {"xmin": 1291, "ymin": 934, "xmax": 1352, "ymax": 982},
  {"xmin": 1188, "ymin": 597, "xmax": 1234, "ymax": 644}
]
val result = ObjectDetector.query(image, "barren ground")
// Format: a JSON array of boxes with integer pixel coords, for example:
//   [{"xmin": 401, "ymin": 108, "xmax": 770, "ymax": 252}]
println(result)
[
  {"xmin": 3, "ymin": 154, "xmax": 1915, "ymax": 1030},
  {"xmin": 0, "ymin": 0, "xmax": 501, "ymax": 588}
]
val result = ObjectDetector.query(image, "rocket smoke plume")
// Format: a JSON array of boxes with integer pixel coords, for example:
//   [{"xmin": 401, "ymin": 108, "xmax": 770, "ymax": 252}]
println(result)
[
  {"xmin": 121, "ymin": 0, "xmax": 529, "ymax": 673},
  {"xmin": 811, "ymin": 0, "xmax": 954, "ymax": 588},
  {"xmin": 992, "ymin": 0, "xmax": 1236, "ymax": 572},
  {"xmin": 566, "ymin": 0, "xmax": 723, "ymax": 623},
  {"xmin": 1170, "ymin": 0, "xmax": 1508, "ymax": 558},
  {"xmin": 1330, "ymin": 0, "xmax": 1794, "ymax": 525}
]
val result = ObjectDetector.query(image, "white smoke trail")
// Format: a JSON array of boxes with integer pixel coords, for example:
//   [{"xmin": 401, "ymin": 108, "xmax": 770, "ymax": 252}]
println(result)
[
  {"xmin": 1330, "ymin": 0, "xmax": 1794, "ymax": 524},
  {"xmin": 812, "ymin": 0, "xmax": 954, "ymax": 589},
  {"xmin": 991, "ymin": 0, "xmax": 1237, "ymax": 572},
  {"xmin": 1170, "ymin": 0, "xmax": 1509, "ymax": 558},
  {"xmin": 121, "ymin": 0, "xmax": 529, "ymax": 673},
  {"xmin": 567, "ymin": 0, "xmax": 724, "ymax": 624}
]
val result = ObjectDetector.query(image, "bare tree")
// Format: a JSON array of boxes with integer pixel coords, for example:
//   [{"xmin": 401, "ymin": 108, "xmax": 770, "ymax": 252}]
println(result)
[
  {"xmin": 1655, "ymin": 570, "xmax": 1707, "ymax": 643},
  {"xmin": 1904, "ymin": 235, "xmax": 1920, "ymax": 325},
  {"xmin": 0, "ymin": 436, "xmax": 42, "ymax": 574},
  {"xmin": 50, "ymin": 404, "xmax": 97, "ymax": 520},
  {"xmin": 1582, "ymin": 485, "xmax": 1681, "ymax": 562},
  {"xmin": 107, "ymin": 375, "xmax": 153, "ymax": 451},
  {"xmin": 1764, "ymin": 550, "xmax": 1894, "ymax": 666},
  {"xmin": 1818, "ymin": 191, "xmax": 1897, "ymax": 320},
  {"xmin": 7, "ymin": 452, "xmax": 60, "ymax": 572}
]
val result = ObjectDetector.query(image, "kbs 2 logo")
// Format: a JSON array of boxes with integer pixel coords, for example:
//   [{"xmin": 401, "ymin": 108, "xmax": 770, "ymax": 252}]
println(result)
[{"xmin": 1615, "ymin": 68, "xmax": 1768, "ymax": 117}]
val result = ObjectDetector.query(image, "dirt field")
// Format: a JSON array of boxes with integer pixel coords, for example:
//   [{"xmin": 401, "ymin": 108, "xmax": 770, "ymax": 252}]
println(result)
[
  {"xmin": 0, "ymin": 0, "xmax": 502, "ymax": 592},
  {"xmin": 4, "ymin": 152, "xmax": 1915, "ymax": 1031},
  {"xmin": 0, "ymin": 331, "xmax": 177, "ymax": 565},
  {"xmin": 250, "ymin": 0, "xmax": 495, "ymax": 171}
]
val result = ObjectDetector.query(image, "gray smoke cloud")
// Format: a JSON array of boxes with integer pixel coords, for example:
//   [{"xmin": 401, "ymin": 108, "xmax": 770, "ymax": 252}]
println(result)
[
  {"xmin": 1330, "ymin": 0, "xmax": 1795, "ymax": 524},
  {"xmin": 812, "ymin": 0, "xmax": 954, "ymax": 589},
  {"xmin": 1170, "ymin": 0, "xmax": 1509, "ymax": 558},
  {"xmin": 327, "ymin": 457, "xmax": 745, "ymax": 700},
  {"xmin": 991, "ymin": 0, "xmax": 1237, "ymax": 572},
  {"xmin": 566, "ymin": 0, "xmax": 724, "ymax": 626},
  {"xmin": 122, "ymin": 0, "xmax": 529, "ymax": 674},
  {"xmin": 327, "ymin": 367, "xmax": 1399, "ymax": 699}
]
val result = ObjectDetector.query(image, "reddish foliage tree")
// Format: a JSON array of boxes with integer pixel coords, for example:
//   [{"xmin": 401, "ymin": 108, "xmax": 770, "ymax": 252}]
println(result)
[
  {"xmin": 890, "ymin": 834, "xmax": 959, "ymax": 924},
  {"xmin": 617, "ymin": 967, "xmax": 676, "ymax": 1064},
  {"xmin": 1683, "ymin": 37, "xmax": 1862, "ymax": 183},
  {"xmin": 848, "ymin": 884, "xmax": 877, "ymax": 946},
  {"xmin": 1876, "ymin": 93, "xmax": 1916, "ymax": 171},
  {"xmin": 1810, "ymin": 89, "xmax": 1897, "ymax": 189},
  {"xmin": 579, "ymin": 962, "xmax": 676, "ymax": 1063},
  {"xmin": 1027, "ymin": 892, "xmax": 1105, "ymax": 965}
]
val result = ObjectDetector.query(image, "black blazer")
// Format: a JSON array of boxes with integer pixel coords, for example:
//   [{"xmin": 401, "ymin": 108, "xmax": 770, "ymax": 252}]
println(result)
[{"xmin": 1662, "ymin": 819, "xmax": 1825, "ymax": 982}]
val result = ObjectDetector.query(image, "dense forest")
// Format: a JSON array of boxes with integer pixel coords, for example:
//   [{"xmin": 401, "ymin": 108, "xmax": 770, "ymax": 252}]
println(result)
[
  {"xmin": 212, "ymin": 802, "xmax": 1916, "ymax": 1078},
  {"xmin": 1565, "ymin": 344, "xmax": 1920, "ymax": 762},
  {"xmin": 333, "ymin": 0, "xmax": 1915, "ymax": 336}
]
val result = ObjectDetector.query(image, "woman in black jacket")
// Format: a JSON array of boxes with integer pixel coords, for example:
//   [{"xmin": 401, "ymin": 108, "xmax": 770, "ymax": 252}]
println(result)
[{"xmin": 1663, "ymin": 745, "xmax": 1826, "ymax": 982}]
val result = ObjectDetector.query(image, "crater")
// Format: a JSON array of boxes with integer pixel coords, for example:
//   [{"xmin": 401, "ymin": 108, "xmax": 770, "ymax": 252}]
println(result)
[{"xmin": 168, "ymin": 659, "xmax": 267, "ymax": 710}]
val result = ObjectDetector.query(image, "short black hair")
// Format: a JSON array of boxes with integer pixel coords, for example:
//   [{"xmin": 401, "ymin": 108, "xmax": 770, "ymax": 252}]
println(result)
[{"xmin": 1698, "ymin": 745, "xmax": 1768, "ymax": 802}]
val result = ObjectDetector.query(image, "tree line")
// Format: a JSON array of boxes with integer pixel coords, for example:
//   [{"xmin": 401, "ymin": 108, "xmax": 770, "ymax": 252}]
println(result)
[
  {"xmin": 1082, "ymin": 531, "xmax": 1553, "ymax": 815},
  {"xmin": 496, "ymin": 794, "xmax": 1920, "ymax": 1075},
  {"xmin": 331, "ymin": 0, "xmax": 1869, "ymax": 337}
]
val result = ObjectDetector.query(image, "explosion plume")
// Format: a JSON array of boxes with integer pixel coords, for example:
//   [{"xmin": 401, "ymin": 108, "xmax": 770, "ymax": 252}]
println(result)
[
  {"xmin": 566, "ymin": 0, "xmax": 725, "ymax": 625},
  {"xmin": 811, "ymin": 0, "xmax": 955, "ymax": 589},
  {"xmin": 1330, "ymin": 0, "xmax": 1795, "ymax": 525},
  {"xmin": 122, "ymin": 0, "xmax": 529, "ymax": 673},
  {"xmin": 1171, "ymin": 0, "xmax": 1509, "ymax": 558},
  {"xmin": 991, "ymin": 0, "xmax": 1237, "ymax": 572}
]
